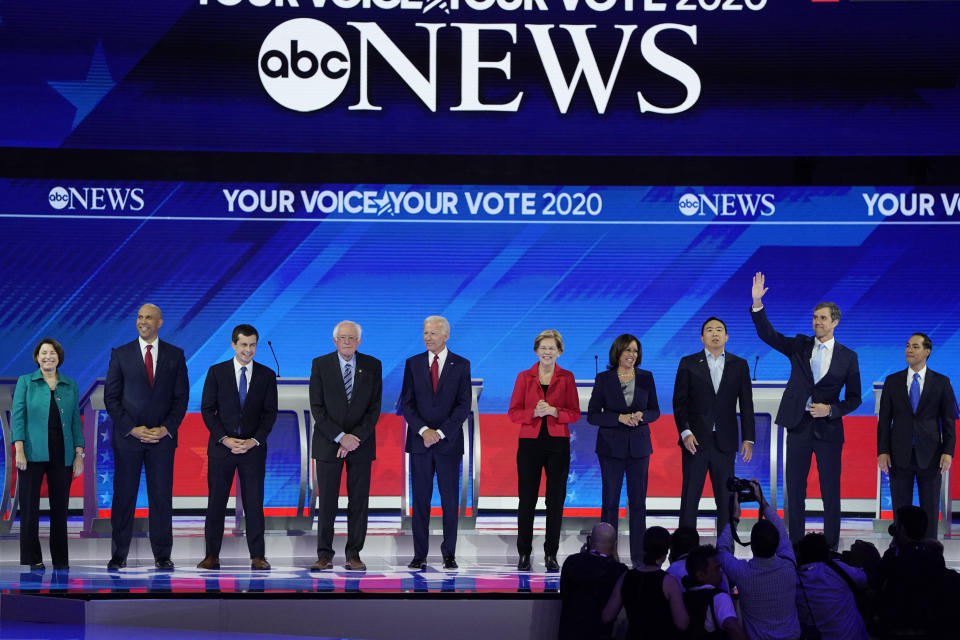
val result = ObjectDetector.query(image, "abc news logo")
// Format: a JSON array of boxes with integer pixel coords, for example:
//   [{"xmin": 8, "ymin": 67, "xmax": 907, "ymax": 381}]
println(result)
[
  {"xmin": 259, "ymin": 19, "xmax": 350, "ymax": 112},
  {"xmin": 48, "ymin": 186, "xmax": 145, "ymax": 211},
  {"xmin": 678, "ymin": 192, "xmax": 775, "ymax": 217}
]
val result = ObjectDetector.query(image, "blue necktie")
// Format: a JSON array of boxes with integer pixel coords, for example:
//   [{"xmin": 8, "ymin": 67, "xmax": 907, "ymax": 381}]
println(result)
[
  {"xmin": 344, "ymin": 362, "xmax": 353, "ymax": 403},
  {"xmin": 910, "ymin": 372, "xmax": 920, "ymax": 413},
  {"xmin": 812, "ymin": 342, "xmax": 825, "ymax": 384},
  {"xmin": 239, "ymin": 366, "xmax": 248, "ymax": 407}
]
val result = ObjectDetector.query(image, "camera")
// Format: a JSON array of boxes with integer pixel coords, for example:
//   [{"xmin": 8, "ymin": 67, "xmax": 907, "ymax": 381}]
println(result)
[{"xmin": 727, "ymin": 477, "xmax": 756, "ymax": 503}]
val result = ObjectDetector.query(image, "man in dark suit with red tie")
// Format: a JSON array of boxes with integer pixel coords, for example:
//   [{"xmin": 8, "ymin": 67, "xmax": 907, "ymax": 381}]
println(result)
[
  {"xmin": 673, "ymin": 317, "xmax": 756, "ymax": 534},
  {"xmin": 400, "ymin": 316, "xmax": 472, "ymax": 570},
  {"xmin": 878, "ymin": 333, "xmax": 956, "ymax": 540},
  {"xmin": 197, "ymin": 324, "xmax": 278, "ymax": 570},
  {"xmin": 750, "ymin": 273, "xmax": 862, "ymax": 550},
  {"xmin": 104, "ymin": 303, "xmax": 189, "ymax": 570},
  {"xmin": 309, "ymin": 320, "xmax": 382, "ymax": 571}
]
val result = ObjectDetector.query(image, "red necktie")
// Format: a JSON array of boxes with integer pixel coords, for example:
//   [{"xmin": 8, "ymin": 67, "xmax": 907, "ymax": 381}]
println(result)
[
  {"xmin": 430, "ymin": 354, "xmax": 439, "ymax": 392},
  {"xmin": 145, "ymin": 344, "xmax": 154, "ymax": 387}
]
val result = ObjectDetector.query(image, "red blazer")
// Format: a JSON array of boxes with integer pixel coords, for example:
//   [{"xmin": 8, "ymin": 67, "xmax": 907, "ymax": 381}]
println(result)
[{"xmin": 508, "ymin": 362, "xmax": 581, "ymax": 439}]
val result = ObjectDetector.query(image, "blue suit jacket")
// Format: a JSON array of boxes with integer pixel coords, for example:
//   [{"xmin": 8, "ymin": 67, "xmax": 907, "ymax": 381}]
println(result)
[
  {"xmin": 103, "ymin": 338, "xmax": 189, "ymax": 451},
  {"xmin": 586, "ymin": 367, "xmax": 660, "ymax": 459},
  {"xmin": 878, "ymin": 368, "xmax": 957, "ymax": 470},
  {"xmin": 751, "ymin": 307, "xmax": 861, "ymax": 442},
  {"xmin": 400, "ymin": 350, "xmax": 472, "ymax": 456},
  {"xmin": 200, "ymin": 359, "xmax": 278, "ymax": 458}
]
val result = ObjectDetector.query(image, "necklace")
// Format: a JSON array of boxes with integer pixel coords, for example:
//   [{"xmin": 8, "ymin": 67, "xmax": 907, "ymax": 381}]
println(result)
[{"xmin": 617, "ymin": 369, "xmax": 634, "ymax": 381}]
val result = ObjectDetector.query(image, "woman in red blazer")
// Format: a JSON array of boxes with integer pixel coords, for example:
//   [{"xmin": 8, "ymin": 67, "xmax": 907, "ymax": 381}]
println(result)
[{"xmin": 509, "ymin": 329, "xmax": 581, "ymax": 572}]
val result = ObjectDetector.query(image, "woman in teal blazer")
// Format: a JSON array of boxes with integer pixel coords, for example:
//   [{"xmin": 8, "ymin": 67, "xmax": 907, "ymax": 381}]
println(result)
[{"xmin": 12, "ymin": 338, "xmax": 85, "ymax": 570}]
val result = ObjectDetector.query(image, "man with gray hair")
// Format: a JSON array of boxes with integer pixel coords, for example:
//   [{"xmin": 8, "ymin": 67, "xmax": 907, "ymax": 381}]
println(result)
[
  {"xmin": 309, "ymin": 320, "xmax": 382, "ymax": 571},
  {"xmin": 400, "ymin": 315, "xmax": 472, "ymax": 570}
]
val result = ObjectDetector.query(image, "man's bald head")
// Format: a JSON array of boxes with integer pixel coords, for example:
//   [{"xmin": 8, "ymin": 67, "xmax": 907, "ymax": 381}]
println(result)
[
  {"xmin": 589, "ymin": 522, "xmax": 617, "ymax": 555},
  {"xmin": 136, "ymin": 303, "xmax": 163, "ymax": 342}
]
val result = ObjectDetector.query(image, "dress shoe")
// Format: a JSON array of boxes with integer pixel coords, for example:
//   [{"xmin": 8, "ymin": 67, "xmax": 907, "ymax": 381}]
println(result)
[
  {"xmin": 310, "ymin": 556, "xmax": 334, "ymax": 571},
  {"xmin": 407, "ymin": 557, "xmax": 426, "ymax": 570},
  {"xmin": 517, "ymin": 554, "xmax": 532, "ymax": 571},
  {"xmin": 154, "ymin": 558, "xmax": 175, "ymax": 570},
  {"xmin": 28, "ymin": 562, "xmax": 45, "ymax": 571},
  {"xmin": 544, "ymin": 555, "xmax": 560, "ymax": 572},
  {"xmin": 196, "ymin": 556, "xmax": 220, "ymax": 570},
  {"xmin": 107, "ymin": 557, "xmax": 126, "ymax": 570},
  {"xmin": 344, "ymin": 556, "xmax": 366, "ymax": 571},
  {"xmin": 443, "ymin": 556, "xmax": 459, "ymax": 570},
  {"xmin": 250, "ymin": 557, "xmax": 271, "ymax": 571}
]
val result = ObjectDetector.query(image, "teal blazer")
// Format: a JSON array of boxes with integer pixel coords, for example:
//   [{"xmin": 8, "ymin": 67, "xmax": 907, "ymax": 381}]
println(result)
[{"xmin": 11, "ymin": 369, "xmax": 84, "ymax": 464}]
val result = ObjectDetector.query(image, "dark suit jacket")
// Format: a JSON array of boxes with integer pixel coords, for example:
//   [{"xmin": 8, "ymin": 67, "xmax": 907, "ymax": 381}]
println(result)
[
  {"xmin": 104, "ymin": 338, "xmax": 189, "ymax": 450},
  {"xmin": 400, "ymin": 350, "xmax": 472, "ymax": 456},
  {"xmin": 878, "ymin": 368, "xmax": 957, "ymax": 470},
  {"xmin": 309, "ymin": 351, "xmax": 382, "ymax": 462},
  {"xmin": 200, "ymin": 359, "xmax": 278, "ymax": 458},
  {"xmin": 586, "ymin": 367, "xmax": 660, "ymax": 459},
  {"xmin": 672, "ymin": 351, "xmax": 756, "ymax": 453},
  {"xmin": 751, "ymin": 307, "xmax": 861, "ymax": 442}
]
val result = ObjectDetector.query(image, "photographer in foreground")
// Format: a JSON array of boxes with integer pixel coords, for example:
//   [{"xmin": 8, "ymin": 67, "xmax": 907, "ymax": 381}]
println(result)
[{"xmin": 718, "ymin": 478, "xmax": 800, "ymax": 640}]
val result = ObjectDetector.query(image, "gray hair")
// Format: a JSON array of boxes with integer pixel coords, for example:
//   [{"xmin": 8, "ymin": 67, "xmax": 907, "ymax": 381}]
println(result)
[
  {"xmin": 332, "ymin": 320, "xmax": 362, "ymax": 340},
  {"xmin": 424, "ymin": 315, "xmax": 450, "ymax": 336}
]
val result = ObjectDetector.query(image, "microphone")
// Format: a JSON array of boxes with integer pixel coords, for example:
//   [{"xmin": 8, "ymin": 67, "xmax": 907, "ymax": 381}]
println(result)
[
  {"xmin": 594, "ymin": 355, "xmax": 598, "ymax": 376},
  {"xmin": 753, "ymin": 355, "xmax": 760, "ymax": 382},
  {"xmin": 268, "ymin": 340, "xmax": 281, "ymax": 377}
]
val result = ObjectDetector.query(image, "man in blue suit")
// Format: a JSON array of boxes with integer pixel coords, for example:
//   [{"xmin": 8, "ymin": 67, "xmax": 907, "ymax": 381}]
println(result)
[
  {"xmin": 750, "ymin": 273, "xmax": 861, "ymax": 549},
  {"xmin": 104, "ymin": 303, "xmax": 189, "ymax": 569},
  {"xmin": 878, "ymin": 333, "xmax": 956, "ymax": 539},
  {"xmin": 400, "ymin": 316, "xmax": 472, "ymax": 570},
  {"xmin": 197, "ymin": 324, "xmax": 278, "ymax": 571}
]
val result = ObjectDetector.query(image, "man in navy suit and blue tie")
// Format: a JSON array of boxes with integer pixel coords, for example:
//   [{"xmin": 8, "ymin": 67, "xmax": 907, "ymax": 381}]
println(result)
[
  {"xmin": 104, "ymin": 303, "xmax": 189, "ymax": 570},
  {"xmin": 400, "ymin": 316, "xmax": 472, "ymax": 570},
  {"xmin": 750, "ymin": 273, "xmax": 861, "ymax": 549},
  {"xmin": 878, "ymin": 333, "xmax": 956, "ymax": 540},
  {"xmin": 197, "ymin": 324, "xmax": 278, "ymax": 571}
]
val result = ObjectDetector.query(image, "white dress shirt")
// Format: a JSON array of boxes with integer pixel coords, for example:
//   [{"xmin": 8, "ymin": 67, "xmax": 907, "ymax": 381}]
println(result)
[
  {"xmin": 907, "ymin": 365, "xmax": 927, "ymax": 395},
  {"xmin": 138, "ymin": 336, "xmax": 158, "ymax": 376}
]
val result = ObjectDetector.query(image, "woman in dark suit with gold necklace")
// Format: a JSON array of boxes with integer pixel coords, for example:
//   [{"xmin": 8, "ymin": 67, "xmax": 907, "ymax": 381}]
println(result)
[
  {"xmin": 587, "ymin": 333, "xmax": 660, "ymax": 568},
  {"xmin": 12, "ymin": 338, "xmax": 85, "ymax": 570}
]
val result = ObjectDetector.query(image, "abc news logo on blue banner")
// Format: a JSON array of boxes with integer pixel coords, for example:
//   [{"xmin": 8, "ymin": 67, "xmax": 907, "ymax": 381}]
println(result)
[
  {"xmin": 48, "ymin": 186, "xmax": 145, "ymax": 212},
  {"xmin": 678, "ymin": 192, "xmax": 775, "ymax": 217}
]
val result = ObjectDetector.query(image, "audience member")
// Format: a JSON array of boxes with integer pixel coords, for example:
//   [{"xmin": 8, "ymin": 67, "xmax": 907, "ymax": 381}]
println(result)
[
  {"xmin": 795, "ymin": 533, "xmax": 868, "ymax": 640},
  {"xmin": 718, "ymin": 479, "xmax": 800, "ymax": 640},
  {"xmin": 666, "ymin": 525, "xmax": 700, "ymax": 586},
  {"xmin": 683, "ymin": 544, "xmax": 746, "ymax": 640},
  {"xmin": 559, "ymin": 522, "xmax": 628, "ymax": 640},
  {"xmin": 602, "ymin": 526, "xmax": 688, "ymax": 639}
]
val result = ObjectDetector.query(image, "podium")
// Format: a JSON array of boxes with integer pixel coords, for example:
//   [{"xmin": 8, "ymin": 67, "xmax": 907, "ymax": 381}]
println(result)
[
  {"xmin": 400, "ymin": 378, "xmax": 484, "ymax": 532},
  {"xmin": 0, "ymin": 379, "xmax": 18, "ymax": 534}
]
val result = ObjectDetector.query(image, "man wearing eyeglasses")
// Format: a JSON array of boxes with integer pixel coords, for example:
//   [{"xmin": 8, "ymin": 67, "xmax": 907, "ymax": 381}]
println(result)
[{"xmin": 308, "ymin": 320, "xmax": 382, "ymax": 571}]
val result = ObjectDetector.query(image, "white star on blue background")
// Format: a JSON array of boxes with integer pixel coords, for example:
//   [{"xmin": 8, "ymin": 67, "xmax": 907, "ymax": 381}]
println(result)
[{"xmin": 49, "ymin": 41, "xmax": 116, "ymax": 129}]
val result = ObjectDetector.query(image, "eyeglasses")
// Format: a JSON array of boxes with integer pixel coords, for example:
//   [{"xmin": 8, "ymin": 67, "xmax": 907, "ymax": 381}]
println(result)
[{"xmin": 335, "ymin": 336, "xmax": 359, "ymax": 343}]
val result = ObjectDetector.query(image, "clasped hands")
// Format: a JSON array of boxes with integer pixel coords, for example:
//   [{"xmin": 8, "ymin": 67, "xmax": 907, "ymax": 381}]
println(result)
[
  {"xmin": 421, "ymin": 428, "xmax": 442, "ymax": 448},
  {"xmin": 222, "ymin": 437, "xmax": 257, "ymax": 455},
  {"xmin": 806, "ymin": 402, "xmax": 831, "ymax": 419},
  {"xmin": 618, "ymin": 411, "xmax": 643, "ymax": 427},
  {"xmin": 337, "ymin": 433, "xmax": 361, "ymax": 459},
  {"xmin": 533, "ymin": 399, "xmax": 558, "ymax": 419},
  {"xmin": 131, "ymin": 425, "xmax": 169, "ymax": 444}
]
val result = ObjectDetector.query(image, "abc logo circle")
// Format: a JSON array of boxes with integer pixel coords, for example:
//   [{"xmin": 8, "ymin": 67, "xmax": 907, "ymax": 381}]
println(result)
[
  {"xmin": 678, "ymin": 193, "xmax": 700, "ymax": 216},
  {"xmin": 259, "ymin": 19, "xmax": 350, "ymax": 113},
  {"xmin": 48, "ymin": 186, "xmax": 70, "ymax": 210}
]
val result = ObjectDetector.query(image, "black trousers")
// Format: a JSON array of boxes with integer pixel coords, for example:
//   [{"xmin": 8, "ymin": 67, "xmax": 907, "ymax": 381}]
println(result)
[
  {"xmin": 19, "ymin": 460, "xmax": 73, "ymax": 566},
  {"xmin": 315, "ymin": 457, "xmax": 371, "ymax": 559},
  {"xmin": 204, "ymin": 448, "xmax": 267, "ymax": 558},
  {"xmin": 599, "ymin": 454, "xmax": 649, "ymax": 566},
  {"xmin": 890, "ymin": 449, "xmax": 941, "ymax": 540},
  {"xmin": 410, "ymin": 450, "xmax": 460, "ymax": 559},
  {"xmin": 786, "ymin": 419, "xmax": 842, "ymax": 550},
  {"xmin": 111, "ymin": 438, "xmax": 175, "ymax": 561},
  {"xmin": 678, "ymin": 437, "xmax": 735, "ymax": 535},
  {"xmin": 516, "ymin": 437, "xmax": 569, "ymax": 556}
]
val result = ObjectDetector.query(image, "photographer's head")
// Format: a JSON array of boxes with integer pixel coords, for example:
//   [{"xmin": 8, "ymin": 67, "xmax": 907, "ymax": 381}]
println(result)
[
  {"xmin": 589, "ymin": 522, "xmax": 618, "ymax": 555},
  {"xmin": 685, "ymin": 545, "xmax": 722, "ymax": 588},
  {"xmin": 893, "ymin": 505, "xmax": 928, "ymax": 542},
  {"xmin": 798, "ymin": 533, "xmax": 830, "ymax": 565},
  {"xmin": 643, "ymin": 526, "xmax": 671, "ymax": 566},
  {"xmin": 669, "ymin": 526, "xmax": 700, "ymax": 563},
  {"xmin": 751, "ymin": 520, "xmax": 780, "ymax": 558}
]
